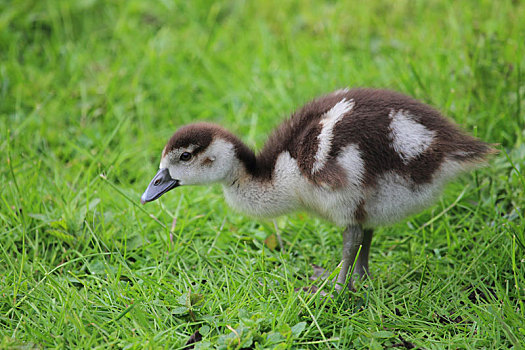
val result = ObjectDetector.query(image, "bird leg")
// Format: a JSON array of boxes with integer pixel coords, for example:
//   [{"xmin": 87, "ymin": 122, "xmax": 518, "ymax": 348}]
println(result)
[
  {"xmin": 302, "ymin": 226, "xmax": 372, "ymax": 294},
  {"xmin": 354, "ymin": 228, "xmax": 373, "ymax": 279},
  {"xmin": 335, "ymin": 225, "xmax": 364, "ymax": 292}
]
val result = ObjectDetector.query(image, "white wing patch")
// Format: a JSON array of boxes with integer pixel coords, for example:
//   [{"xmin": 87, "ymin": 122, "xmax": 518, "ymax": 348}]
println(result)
[
  {"xmin": 389, "ymin": 110, "xmax": 436, "ymax": 164},
  {"xmin": 337, "ymin": 143, "xmax": 365, "ymax": 187},
  {"xmin": 312, "ymin": 98, "xmax": 355, "ymax": 174}
]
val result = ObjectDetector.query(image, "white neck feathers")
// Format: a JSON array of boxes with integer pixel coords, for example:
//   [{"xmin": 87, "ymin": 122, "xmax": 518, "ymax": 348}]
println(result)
[{"xmin": 222, "ymin": 152, "xmax": 301, "ymax": 218}]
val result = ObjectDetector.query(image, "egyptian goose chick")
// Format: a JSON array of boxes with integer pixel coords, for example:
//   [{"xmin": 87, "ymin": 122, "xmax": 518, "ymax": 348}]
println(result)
[{"xmin": 141, "ymin": 88, "xmax": 495, "ymax": 291}]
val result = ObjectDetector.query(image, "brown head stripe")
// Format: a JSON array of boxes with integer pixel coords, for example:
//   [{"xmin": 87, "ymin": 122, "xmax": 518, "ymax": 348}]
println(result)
[{"xmin": 165, "ymin": 122, "xmax": 257, "ymax": 173}]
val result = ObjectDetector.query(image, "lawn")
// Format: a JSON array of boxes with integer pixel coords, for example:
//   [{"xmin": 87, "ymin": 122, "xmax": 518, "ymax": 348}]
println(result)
[{"xmin": 1, "ymin": 0, "xmax": 524, "ymax": 348}]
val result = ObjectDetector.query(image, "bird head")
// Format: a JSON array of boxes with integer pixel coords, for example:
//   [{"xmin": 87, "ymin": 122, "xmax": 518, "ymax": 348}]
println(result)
[{"xmin": 141, "ymin": 123, "xmax": 238, "ymax": 204}]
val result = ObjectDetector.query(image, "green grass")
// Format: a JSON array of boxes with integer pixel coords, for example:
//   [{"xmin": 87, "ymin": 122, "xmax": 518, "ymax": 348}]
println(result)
[{"xmin": 1, "ymin": 0, "xmax": 524, "ymax": 348}]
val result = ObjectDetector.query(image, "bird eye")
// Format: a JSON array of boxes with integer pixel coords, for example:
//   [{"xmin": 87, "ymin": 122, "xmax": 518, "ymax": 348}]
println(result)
[{"xmin": 180, "ymin": 152, "xmax": 192, "ymax": 161}]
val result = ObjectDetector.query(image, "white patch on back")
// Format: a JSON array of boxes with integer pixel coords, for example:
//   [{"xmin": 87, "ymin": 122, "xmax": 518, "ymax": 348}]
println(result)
[
  {"xmin": 337, "ymin": 144, "xmax": 365, "ymax": 187},
  {"xmin": 389, "ymin": 110, "xmax": 435, "ymax": 164},
  {"xmin": 312, "ymin": 99, "xmax": 355, "ymax": 174}
]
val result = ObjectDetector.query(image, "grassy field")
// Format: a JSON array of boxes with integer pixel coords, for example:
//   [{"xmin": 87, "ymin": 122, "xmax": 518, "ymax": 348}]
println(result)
[{"xmin": 1, "ymin": 0, "xmax": 524, "ymax": 348}]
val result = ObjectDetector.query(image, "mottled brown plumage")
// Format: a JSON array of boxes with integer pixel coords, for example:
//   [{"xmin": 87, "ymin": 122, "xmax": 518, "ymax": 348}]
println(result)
[{"xmin": 143, "ymin": 88, "xmax": 496, "ymax": 292}]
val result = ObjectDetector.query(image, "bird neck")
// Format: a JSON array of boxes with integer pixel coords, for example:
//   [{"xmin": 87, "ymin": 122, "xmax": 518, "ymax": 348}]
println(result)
[
  {"xmin": 221, "ymin": 151, "xmax": 300, "ymax": 219},
  {"xmin": 217, "ymin": 132, "xmax": 258, "ymax": 178}
]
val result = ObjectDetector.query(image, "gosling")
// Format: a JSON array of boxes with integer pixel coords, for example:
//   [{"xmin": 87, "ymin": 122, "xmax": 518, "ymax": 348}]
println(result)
[{"xmin": 141, "ymin": 88, "xmax": 495, "ymax": 291}]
